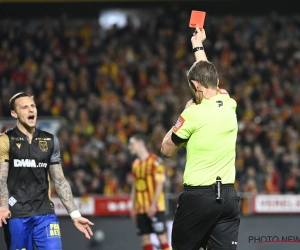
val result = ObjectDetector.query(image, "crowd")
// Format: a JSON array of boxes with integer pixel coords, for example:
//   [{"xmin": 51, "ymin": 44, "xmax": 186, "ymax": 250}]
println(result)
[{"xmin": 1, "ymin": 7, "xmax": 300, "ymax": 202}]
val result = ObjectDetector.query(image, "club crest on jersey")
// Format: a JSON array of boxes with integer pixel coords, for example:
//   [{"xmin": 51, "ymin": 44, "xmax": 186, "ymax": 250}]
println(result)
[
  {"xmin": 173, "ymin": 115, "xmax": 185, "ymax": 133},
  {"xmin": 39, "ymin": 141, "xmax": 48, "ymax": 152}
]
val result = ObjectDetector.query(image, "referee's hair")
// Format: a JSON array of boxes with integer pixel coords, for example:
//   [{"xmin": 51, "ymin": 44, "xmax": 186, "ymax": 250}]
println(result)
[
  {"xmin": 130, "ymin": 133, "xmax": 148, "ymax": 146},
  {"xmin": 9, "ymin": 92, "xmax": 33, "ymax": 111},
  {"xmin": 187, "ymin": 60, "xmax": 218, "ymax": 89}
]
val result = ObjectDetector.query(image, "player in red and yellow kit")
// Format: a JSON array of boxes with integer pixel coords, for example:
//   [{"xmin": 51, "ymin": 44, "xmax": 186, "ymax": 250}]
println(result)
[{"xmin": 129, "ymin": 133, "xmax": 170, "ymax": 250}]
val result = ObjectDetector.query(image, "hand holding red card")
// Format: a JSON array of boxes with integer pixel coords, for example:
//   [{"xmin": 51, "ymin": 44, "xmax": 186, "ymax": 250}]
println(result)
[{"xmin": 189, "ymin": 10, "xmax": 206, "ymax": 28}]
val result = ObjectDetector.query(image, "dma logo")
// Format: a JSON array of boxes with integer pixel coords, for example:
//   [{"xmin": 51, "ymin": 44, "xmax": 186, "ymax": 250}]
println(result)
[{"xmin": 14, "ymin": 159, "xmax": 47, "ymax": 168}]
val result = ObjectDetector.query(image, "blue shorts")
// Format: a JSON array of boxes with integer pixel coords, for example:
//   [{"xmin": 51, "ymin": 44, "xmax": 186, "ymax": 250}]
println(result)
[{"xmin": 3, "ymin": 213, "xmax": 62, "ymax": 250}]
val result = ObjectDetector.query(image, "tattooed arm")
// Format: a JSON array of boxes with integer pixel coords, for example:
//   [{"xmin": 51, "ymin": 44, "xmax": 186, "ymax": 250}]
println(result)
[
  {"xmin": 0, "ymin": 134, "xmax": 10, "ymax": 208},
  {"xmin": 49, "ymin": 163, "xmax": 94, "ymax": 239},
  {"xmin": 49, "ymin": 136, "xmax": 77, "ymax": 213},
  {"xmin": 49, "ymin": 136, "xmax": 94, "ymax": 239},
  {"xmin": 0, "ymin": 162, "xmax": 11, "ymax": 227},
  {"xmin": 49, "ymin": 163, "xmax": 77, "ymax": 213}
]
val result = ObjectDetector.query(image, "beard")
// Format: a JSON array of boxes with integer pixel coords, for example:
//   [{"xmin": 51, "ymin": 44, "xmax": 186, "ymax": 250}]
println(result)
[{"xmin": 19, "ymin": 119, "xmax": 36, "ymax": 131}]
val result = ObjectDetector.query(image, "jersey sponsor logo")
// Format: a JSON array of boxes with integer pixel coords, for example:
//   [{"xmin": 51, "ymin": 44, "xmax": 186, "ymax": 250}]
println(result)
[
  {"xmin": 39, "ymin": 141, "xmax": 48, "ymax": 152},
  {"xmin": 173, "ymin": 115, "xmax": 185, "ymax": 133},
  {"xmin": 136, "ymin": 179, "xmax": 147, "ymax": 192},
  {"xmin": 16, "ymin": 143, "xmax": 21, "ymax": 149},
  {"xmin": 35, "ymin": 137, "xmax": 52, "ymax": 141},
  {"xmin": 11, "ymin": 137, "xmax": 25, "ymax": 141},
  {"xmin": 14, "ymin": 159, "xmax": 47, "ymax": 168},
  {"xmin": 47, "ymin": 223, "xmax": 61, "ymax": 238},
  {"xmin": 9, "ymin": 196, "xmax": 17, "ymax": 206}
]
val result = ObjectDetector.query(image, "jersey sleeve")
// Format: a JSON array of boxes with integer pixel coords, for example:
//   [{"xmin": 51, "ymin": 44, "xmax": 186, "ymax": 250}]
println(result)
[
  {"xmin": 131, "ymin": 160, "xmax": 138, "ymax": 181},
  {"xmin": 172, "ymin": 107, "xmax": 196, "ymax": 140},
  {"xmin": 50, "ymin": 135, "xmax": 61, "ymax": 164},
  {"xmin": 0, "ymin": 133, "xmax": 9, "ymax": 162},
  {"xmin": 154, "ymin": 157, "xmax": 165, "ymax": 182}
]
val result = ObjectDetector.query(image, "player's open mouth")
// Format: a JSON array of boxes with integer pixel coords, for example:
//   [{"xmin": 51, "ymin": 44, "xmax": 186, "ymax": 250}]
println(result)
[{"xmin": 28, "ymin": 115, "xmax": 35, "ymax": 121}]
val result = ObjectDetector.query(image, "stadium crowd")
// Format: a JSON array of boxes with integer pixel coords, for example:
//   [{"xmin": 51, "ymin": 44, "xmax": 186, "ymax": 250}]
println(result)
[{"xmin": 1, "ymin": 7, "xmax": 300, "ymax": 203}]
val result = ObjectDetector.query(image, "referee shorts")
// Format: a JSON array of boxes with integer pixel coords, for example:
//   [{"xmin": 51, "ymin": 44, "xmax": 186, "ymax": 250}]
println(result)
[
  {"xmin": 172, "ymin": 184, "xmax": 240, "ymax": 250},
  {"xmin": 3, "ymin": 213, "xmax": 62, "ymax": 250}
]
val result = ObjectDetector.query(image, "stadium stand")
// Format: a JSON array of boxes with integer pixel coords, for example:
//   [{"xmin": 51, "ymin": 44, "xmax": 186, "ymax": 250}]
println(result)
[{"xmin": 1, "ymin": 4, "xmax": 300, "ymax": 201}]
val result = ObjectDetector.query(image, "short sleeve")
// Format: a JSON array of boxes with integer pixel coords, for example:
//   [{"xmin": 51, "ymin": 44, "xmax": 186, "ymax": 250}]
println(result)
[
  {"xmin": 50, "ymin": 136, "xmax": 61, "ymax": 164},
  {"xmin": 154, "ymin": 157, "xmax": 165, "ymax": 182},
  {"xmin": 0, "ymin": 133, "xmax": 9, "ymax": 162},
  {"xmin": 172, "ymin": 108, "xmax": 196, "ymax": 140}
]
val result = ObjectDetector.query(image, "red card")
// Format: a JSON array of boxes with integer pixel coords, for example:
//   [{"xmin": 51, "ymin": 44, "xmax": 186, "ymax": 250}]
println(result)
[{"xmin": 189, "ymin": 10, "xmax": 206, "ymax": 28}]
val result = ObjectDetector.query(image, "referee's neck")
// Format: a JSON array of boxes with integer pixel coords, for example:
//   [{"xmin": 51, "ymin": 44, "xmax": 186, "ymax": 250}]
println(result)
[{"xmin": 205, "ymin": 88, "xmax": 218, "ymax": 99}]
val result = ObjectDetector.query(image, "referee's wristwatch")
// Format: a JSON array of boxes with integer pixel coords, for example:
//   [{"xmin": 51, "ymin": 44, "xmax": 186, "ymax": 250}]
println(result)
[{"xmin": 193, "ymin": 46, "xmax": 204, "ymax": 53}]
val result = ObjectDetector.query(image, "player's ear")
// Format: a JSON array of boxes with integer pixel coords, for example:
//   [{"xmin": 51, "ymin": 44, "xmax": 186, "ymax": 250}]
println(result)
[
  {"xmin": 217, "ymin": 78, "xmax": 219, "ymax": 88},
  {"xmin": 11, "ymin": 110, "xmax": 18, "ymax": 119},
  {"xmin": 190, "ymin": 80, "xmax": 198, "ymax": 91}
]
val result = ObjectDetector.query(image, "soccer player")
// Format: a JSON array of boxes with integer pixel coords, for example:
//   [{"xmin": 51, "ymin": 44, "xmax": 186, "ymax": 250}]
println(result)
[
  {"xmin": 161, "ymin": 27, "xmax": 240, "ymax": 250},
  {"xmin": 0, "ymin": 92, "xmax": 94, "ymax": 250},
  {"xmin": 128, "ymin": 133, "xmax": 170, "ymax": 250}
]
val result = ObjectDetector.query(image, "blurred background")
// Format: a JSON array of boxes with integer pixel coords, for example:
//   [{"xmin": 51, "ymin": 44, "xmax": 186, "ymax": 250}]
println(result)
[{"xmin": 0, "ymin": 0, "xmax": 300, "ymax": 249}]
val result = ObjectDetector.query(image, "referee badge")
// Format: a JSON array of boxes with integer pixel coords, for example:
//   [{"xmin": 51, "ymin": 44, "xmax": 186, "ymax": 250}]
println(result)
[
  {"xmin": 173, "ymin": 115, "xmax": 185, "ymax": 133},
  {"xmin": 39, "ymin": 141, "xmax": 48, "ymax": 152}
]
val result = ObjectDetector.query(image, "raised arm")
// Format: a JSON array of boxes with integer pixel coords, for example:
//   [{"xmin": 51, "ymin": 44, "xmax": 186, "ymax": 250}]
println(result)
[{"xmin": 191, "ymin": 27, "xmax": 208, "ymax": 62}]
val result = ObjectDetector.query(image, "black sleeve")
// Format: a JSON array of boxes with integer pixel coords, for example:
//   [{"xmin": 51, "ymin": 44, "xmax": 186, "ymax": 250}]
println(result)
[{"xmin": 171, "ymin": 132, "xmax": 189, "ymax": 144}]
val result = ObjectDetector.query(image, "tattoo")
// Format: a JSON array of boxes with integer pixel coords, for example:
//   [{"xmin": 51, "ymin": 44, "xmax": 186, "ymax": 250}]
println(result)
[
  {"xmin": 0, "ymin": 162, "xmax": 9, "ymax": 207},
  {"xmin": 49, "ymin": 164, "xmax": 77, "ymax": 213}
]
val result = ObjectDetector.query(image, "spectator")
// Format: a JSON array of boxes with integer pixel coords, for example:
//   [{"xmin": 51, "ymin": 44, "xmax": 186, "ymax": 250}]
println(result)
[
  {"xmin": 264, "ymin": 159, "xmax": 281, "ymax": 194},
  {"xmin": 283, "ymin": 167, "xmax": 300, "ymax": 193},
  {"xmin": 239, "ymin": 166, "xmax": 264, "ymax": 193}
]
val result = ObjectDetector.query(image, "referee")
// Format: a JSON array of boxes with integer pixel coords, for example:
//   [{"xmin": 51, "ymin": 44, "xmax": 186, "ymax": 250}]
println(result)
[{"xmin": 161, "ymin": 27, "xmax": 240, "ymax": 250}]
